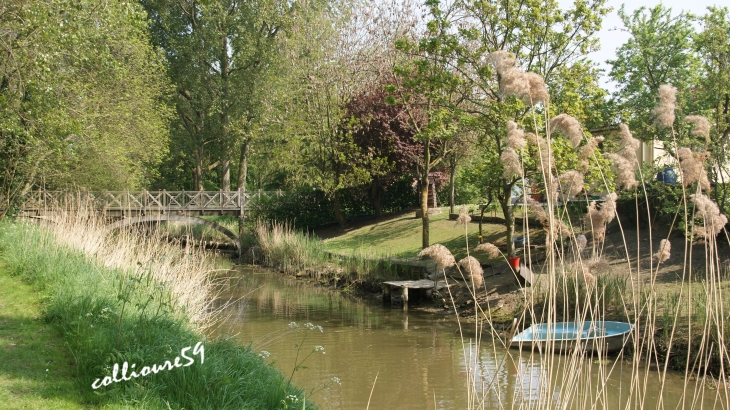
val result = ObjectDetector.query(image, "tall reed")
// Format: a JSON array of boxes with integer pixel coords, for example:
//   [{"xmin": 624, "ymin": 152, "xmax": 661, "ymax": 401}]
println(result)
[{"xmin": 441, "ymin": 69, "xmax": 730, "ymax": 409}]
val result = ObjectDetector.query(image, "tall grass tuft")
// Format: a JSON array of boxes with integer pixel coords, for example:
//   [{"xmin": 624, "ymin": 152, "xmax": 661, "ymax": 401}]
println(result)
[{"xmin": 253, "ymin": 219, "xmax": 403, "ymax": 282}]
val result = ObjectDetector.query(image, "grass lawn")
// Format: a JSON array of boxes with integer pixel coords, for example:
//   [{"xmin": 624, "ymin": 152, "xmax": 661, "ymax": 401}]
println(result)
[
  {"xmin": 321, "ymin": 207, "xmax": 515, "ymax": 260},
  {"xmin": 0, "ymin": 265, "xmax": 88, "ymax": 410}
]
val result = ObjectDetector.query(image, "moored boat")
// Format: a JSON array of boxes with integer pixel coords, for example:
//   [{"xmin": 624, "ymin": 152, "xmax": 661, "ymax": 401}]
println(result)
[{"xmin": 510, "ymin": 321, "xmax": 634, "ymax": 353}]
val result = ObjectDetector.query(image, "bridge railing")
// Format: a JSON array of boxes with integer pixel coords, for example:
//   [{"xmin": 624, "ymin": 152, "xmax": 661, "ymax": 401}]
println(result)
[{"xmin": 16, "ymin": 190, "xmax": 286, "ymax": 213}]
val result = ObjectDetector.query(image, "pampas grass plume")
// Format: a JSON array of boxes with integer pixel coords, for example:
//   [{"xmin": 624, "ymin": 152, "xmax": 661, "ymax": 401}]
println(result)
[
  {"xmin": 550, "ymin": 114, "xmax": 583, "ymax": 148},
  {"xmin": 501, "ymin": 148, "xmax": 522, "ymax": 178},
  {"xmin": 475, "ymin": 242, "xmax": 501, "ymax": 258},
  {"xmin": 654, "ymin": 239, "xmax": 671, "ymax": 263},
  {"xmin": 685, "ymin": 115, "xmax": 711, "ymax": 142},
  {"xmin": 691, "ymin": 194, "xmax": 728, "ymax": 238},
  {"xmin": 506, "ymin": 121, "xmax": 526, "ymax": 150},
  {"xmin": 455, "ymin": 205, "xmax": 471, "ymax": 227},
  {"xmin": 652, "ymin": 84, "xmax": 677, "ymax": 130},
  {"xmin": 458, "ymin": 256, "xmax": 484, "ymax": 288},
  {"xmin": 418, "ymin": 244, "xmax": 456, "ymax": 271}
]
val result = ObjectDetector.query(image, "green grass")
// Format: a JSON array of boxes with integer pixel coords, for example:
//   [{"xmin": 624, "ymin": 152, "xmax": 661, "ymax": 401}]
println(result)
[
  {"xmin": 322, "ymin": 207, "xmax": 510, "ymax": 260},
  {"xmin": 0, "ymin": 221, "xmax": 316, "ymax": 409},
  {"xmin": 0, "ymin": 264, "xmax": 90, "ymax": 410}
]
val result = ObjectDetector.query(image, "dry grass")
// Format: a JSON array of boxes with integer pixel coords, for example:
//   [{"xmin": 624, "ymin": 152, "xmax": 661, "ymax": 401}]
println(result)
[{"xmin": 32, "ymin": 208, "xmax": 222, "ymax": 330}]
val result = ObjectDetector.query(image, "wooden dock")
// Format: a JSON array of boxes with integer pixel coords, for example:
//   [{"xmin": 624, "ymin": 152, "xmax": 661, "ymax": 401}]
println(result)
[{"xmin": 382, "ymin": 279, "xmax": 449, "ymax": 309}]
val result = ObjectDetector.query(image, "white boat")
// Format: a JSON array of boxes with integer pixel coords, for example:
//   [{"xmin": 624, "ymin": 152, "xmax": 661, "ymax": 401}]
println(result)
[{"xmin": 510, "ymin": 321, "xmax": 634, "ymax": 353}]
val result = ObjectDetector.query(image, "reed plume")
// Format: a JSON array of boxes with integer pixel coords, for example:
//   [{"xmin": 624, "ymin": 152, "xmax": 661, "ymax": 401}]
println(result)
[
  {"xmin": 458, "ymin": 256, "xmax": 484, "ymax": 288},
  {"xmin": 579, "ymin": 136, "xmax": 604, "ymax": 172},
  {"xmin": 506, "ymin": 121, "xmax": 526, "ymax": 150},
  {"xmin": 418, "ymin": 244, "xmax": 456, "ymax": 271},
  {"xmin": 652, "ymin": 84, "xmax": 677, "ymax": 130},
  {"xmin": 691, "ymin": 193, "xmax": 728, "ymax": 239},
  {"xmin": 684, "ymin": 115, "xmax": 711, "ymax": 142},
  {"xmin": 558, "ymin": 170, "xmax": 584, "ymax": 202},
  {"xmin": 654, "ymin": 239, "xmax": 671, "ymax": 263},
  {"xmin": 677, "ymin": 147, "xmax": 711, "ymax": 191},
  {"xmin": 501, "ymin": 147, "xmax": 522, "ymax": 179},
  {"xmin": 474, "ymin": 242, "xmax": 501, "ymax": 258},
  {"xmin": 455, "ymin": 205, "xmax": 471, "ymax": 227},
  {"xmin": 549, "ymin": 113, "xmax": 583, "ymax": 148}
]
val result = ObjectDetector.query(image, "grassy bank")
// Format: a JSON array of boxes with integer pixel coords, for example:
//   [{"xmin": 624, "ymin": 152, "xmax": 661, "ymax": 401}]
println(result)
[
  {"xmin": 0, "ymin": 217, "xmax": 315, "ymax": 409},
  {"xmin": 252, "ymin": 220, "xmax": 417, "ymax": 286},
  {"xmin": 0, "ymin": 263, "xmax": 87, "ymax": 409}
]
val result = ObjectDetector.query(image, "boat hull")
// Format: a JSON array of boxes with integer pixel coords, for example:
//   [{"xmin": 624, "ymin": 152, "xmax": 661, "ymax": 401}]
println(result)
[{"xmin": 509, "ymin": 321, "xmax": 634, "ymax": 354}]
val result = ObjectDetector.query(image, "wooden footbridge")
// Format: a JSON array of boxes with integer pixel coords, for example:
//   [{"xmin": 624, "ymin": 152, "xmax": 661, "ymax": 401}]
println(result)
[{"xmin": 14, "ymin": 190, "xmax": 284, "ymax": 251}]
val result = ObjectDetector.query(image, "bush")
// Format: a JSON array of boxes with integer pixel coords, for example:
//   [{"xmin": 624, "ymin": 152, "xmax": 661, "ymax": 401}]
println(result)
[
  {"xmin": 249, "ymin": 178, "xmax": 416, "ymax": 230},
  {"xmin": 616, "ymin": 182, "xmax": 685, "ymax": 231}
]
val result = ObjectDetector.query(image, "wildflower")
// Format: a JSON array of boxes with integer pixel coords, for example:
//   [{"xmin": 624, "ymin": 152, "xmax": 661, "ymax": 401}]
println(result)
[
  {"xmin": 654, "ymin": 239, "xmax": 671, "ymax": 263},
  {"xmin": 549, "ymin": 114, "xmax": 583, "ymax": 148},
  {"xmin": 677, "ymin": 147, "xmax": 710, "ymax": 191},
  {"xmin": 474, "ymin": 242, "xmax": 501, "ymax": 258},
  {"xmin": 691, "ymin": 194, "xmax": 728, "ymax": 238},
  {"xmin": 314, "ymin": 346, "xmax": 325, "ymax": 354},
  {"xmin": 305, "ymin": 323, "xmax": 324, "ymax": 332},
  {"xmin": 331, "ymin": 376, "xmax": 341, "ymax": 385},
  {"xmin": 458, "ymin": 256, "xmax": 484, "ymax": 288},
  {"xmin": 501, "ymin": 148, "xmax": 522, "ymax": 179},
  {"xmin": 418, "ymin": 244, "xmax": 456, "ymax": 271},
  {"xmin": 685, "ymin": 115, "xmax": 711, "ymax": 142},
  {"xmin": 652, "ymin": 84, "xmax": 677, "ymax": 130},
  {"xmin": 86, "ymin": 312, "xmax": 93, "ymax": 317},
  {"xmin": 258, "ymin": 351, "xmax": 271, "ymax": 359},
  {"xmin": 286, "ymin": 395, "xmax": 299, "ymax": 403},
  {"xmin": 455, "ymin": 205, "xmax": 471, "ymax": 228},
  {"xmin": 288, "ymin": 322, "xmax": 298, "ymax": 328},
  {"xmin": 506, "ymin": 121, "xmax": 526, "ymax": 150}
]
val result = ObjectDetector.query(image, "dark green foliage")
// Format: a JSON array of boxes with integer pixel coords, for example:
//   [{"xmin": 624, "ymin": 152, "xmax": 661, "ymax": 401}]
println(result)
[
  {"xmin": 249, "ymin": 179, "xmax": 416, "ymax": 230},
  {"xmin": 616, "ymin": 182, "xmax": 685, "ymax": 231}
]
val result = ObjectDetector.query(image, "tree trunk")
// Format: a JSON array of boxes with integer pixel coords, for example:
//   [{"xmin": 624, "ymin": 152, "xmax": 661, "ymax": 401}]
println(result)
[
  {"xmin": 333, "ymin": 191, "xmax": 346, "ymax": 229},
  {"xmin": 449, "ymin": 162, "xmax": 456, "ymax": 215},
  {"xmin": 220, "ymin": 35, "xmax": 230, "ymax": 191},
  {"xmin": 221, "ymin": 159, "xmax": 230, "ymax": 191},
  {"xmin": 237, "ymin": 138, "xmax": 250, "ymax": 191},
  {"xmin": 193, "ymin": 149, "xmax": 204, "ymax": 190},
  {"xmin": 421, "ymin": 139, "xmax": 431, "ymax": 249},
  {"xmin": 500, "ymin": 184, "xmax": 515, "ymax": 257},
  {"xmin": 371, "ymin": 183, "xmax": 384, "ymax": 218}
]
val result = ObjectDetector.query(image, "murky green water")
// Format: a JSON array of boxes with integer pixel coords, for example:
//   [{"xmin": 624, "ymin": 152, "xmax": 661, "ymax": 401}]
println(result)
[{"xmin": 211, "ymin": 268, "xmax": 727, "ymax": 409}]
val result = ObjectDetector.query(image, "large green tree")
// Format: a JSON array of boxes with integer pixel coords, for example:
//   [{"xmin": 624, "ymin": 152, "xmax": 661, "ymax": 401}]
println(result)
[
  {"xmin": 1, "ymin": 0, "xmax": 171, "ymax": 217},
  {"xmin": 608, "ymin": 5, "xmax": 698, "ymax": 141},
  {"xmin": 142, "ymin": 0, "xmax": 291, "ymax": 191},
  {"xmin": 397, "ymin": 0, "xmax": 609, "ymax": 253}
]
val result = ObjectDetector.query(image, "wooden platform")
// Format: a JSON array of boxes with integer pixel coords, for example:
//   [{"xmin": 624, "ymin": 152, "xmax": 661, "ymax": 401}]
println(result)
[{"xmin": 382, "ymin": 280, "xmax": 448, "ymax": 309}]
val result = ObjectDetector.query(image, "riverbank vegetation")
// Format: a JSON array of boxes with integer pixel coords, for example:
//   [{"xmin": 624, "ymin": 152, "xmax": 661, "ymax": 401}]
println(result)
[{"xmin": 0, "ymin": 214, "xmax": 315, "ymax": 409}]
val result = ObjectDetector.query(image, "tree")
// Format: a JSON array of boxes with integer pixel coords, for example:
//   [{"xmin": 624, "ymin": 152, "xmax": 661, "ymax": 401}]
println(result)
[
  {"xmin": 344, "ymin": 84, "xmax": 423, "ymax": 217},
  {"xmin": 1, "ymin": 1, "xmax": 171, "ymax": 217},
  {"xmin": 141, "ymin": 0, "xmax": 290, "ymax": 191},
  {"xmin": 608, "ymin": 5, "xmax": 698, "ymax": 142},
  {"xmin": 406, "ymin": 0, "xmax": 609, "ymax": 255}
]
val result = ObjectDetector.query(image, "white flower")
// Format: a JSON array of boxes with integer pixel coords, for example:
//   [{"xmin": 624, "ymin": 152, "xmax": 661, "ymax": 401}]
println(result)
[
  {"xmin": 314, "ymin": 345, "xmax": 325, "ymax": 354},
  {"xmin": 258, "ymin": 351, "xmax": 271, "ymax": 359},
  {"xmin": 331, "ymin": 376, "xmax": 341, "ymax": 385},
  {"xmin": 288, "ymin": 322, "xmax": 298, "ymax": 328}
]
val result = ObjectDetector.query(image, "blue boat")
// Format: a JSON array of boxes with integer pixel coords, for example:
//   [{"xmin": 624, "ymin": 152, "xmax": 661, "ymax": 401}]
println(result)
[{"xmin": 510, "ymin": 321, "xmax": 634, "ymax": 353}]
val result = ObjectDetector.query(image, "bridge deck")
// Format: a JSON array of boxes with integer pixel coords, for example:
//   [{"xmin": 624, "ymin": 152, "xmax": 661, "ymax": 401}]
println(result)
[{"xmin": 14, "ymin": 190, "xmax": 284, "ymax": 216}]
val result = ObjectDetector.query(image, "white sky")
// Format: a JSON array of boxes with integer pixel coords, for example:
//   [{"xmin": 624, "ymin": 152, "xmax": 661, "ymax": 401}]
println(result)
[{"xmin": 556, "ymin": 0, "xmax": 725, "ymax": 91}]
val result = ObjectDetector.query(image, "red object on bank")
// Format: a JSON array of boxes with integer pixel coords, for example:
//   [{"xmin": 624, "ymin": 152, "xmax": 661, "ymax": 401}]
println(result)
[{"xmin": 509, "ymin": 257, "xmax": 520, "ymax": 269}]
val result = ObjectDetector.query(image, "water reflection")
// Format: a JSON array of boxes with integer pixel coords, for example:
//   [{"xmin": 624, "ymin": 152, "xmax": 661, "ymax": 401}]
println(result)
[{"xmin": 210, "ymin": 268, "xmax": 726, "ymax": 409}]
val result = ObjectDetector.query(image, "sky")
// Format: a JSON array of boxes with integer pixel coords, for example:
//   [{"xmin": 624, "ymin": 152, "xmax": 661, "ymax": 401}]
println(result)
[{"xmin": 556, "ymin": 0, "xmax": 724, "ymax": 91}]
